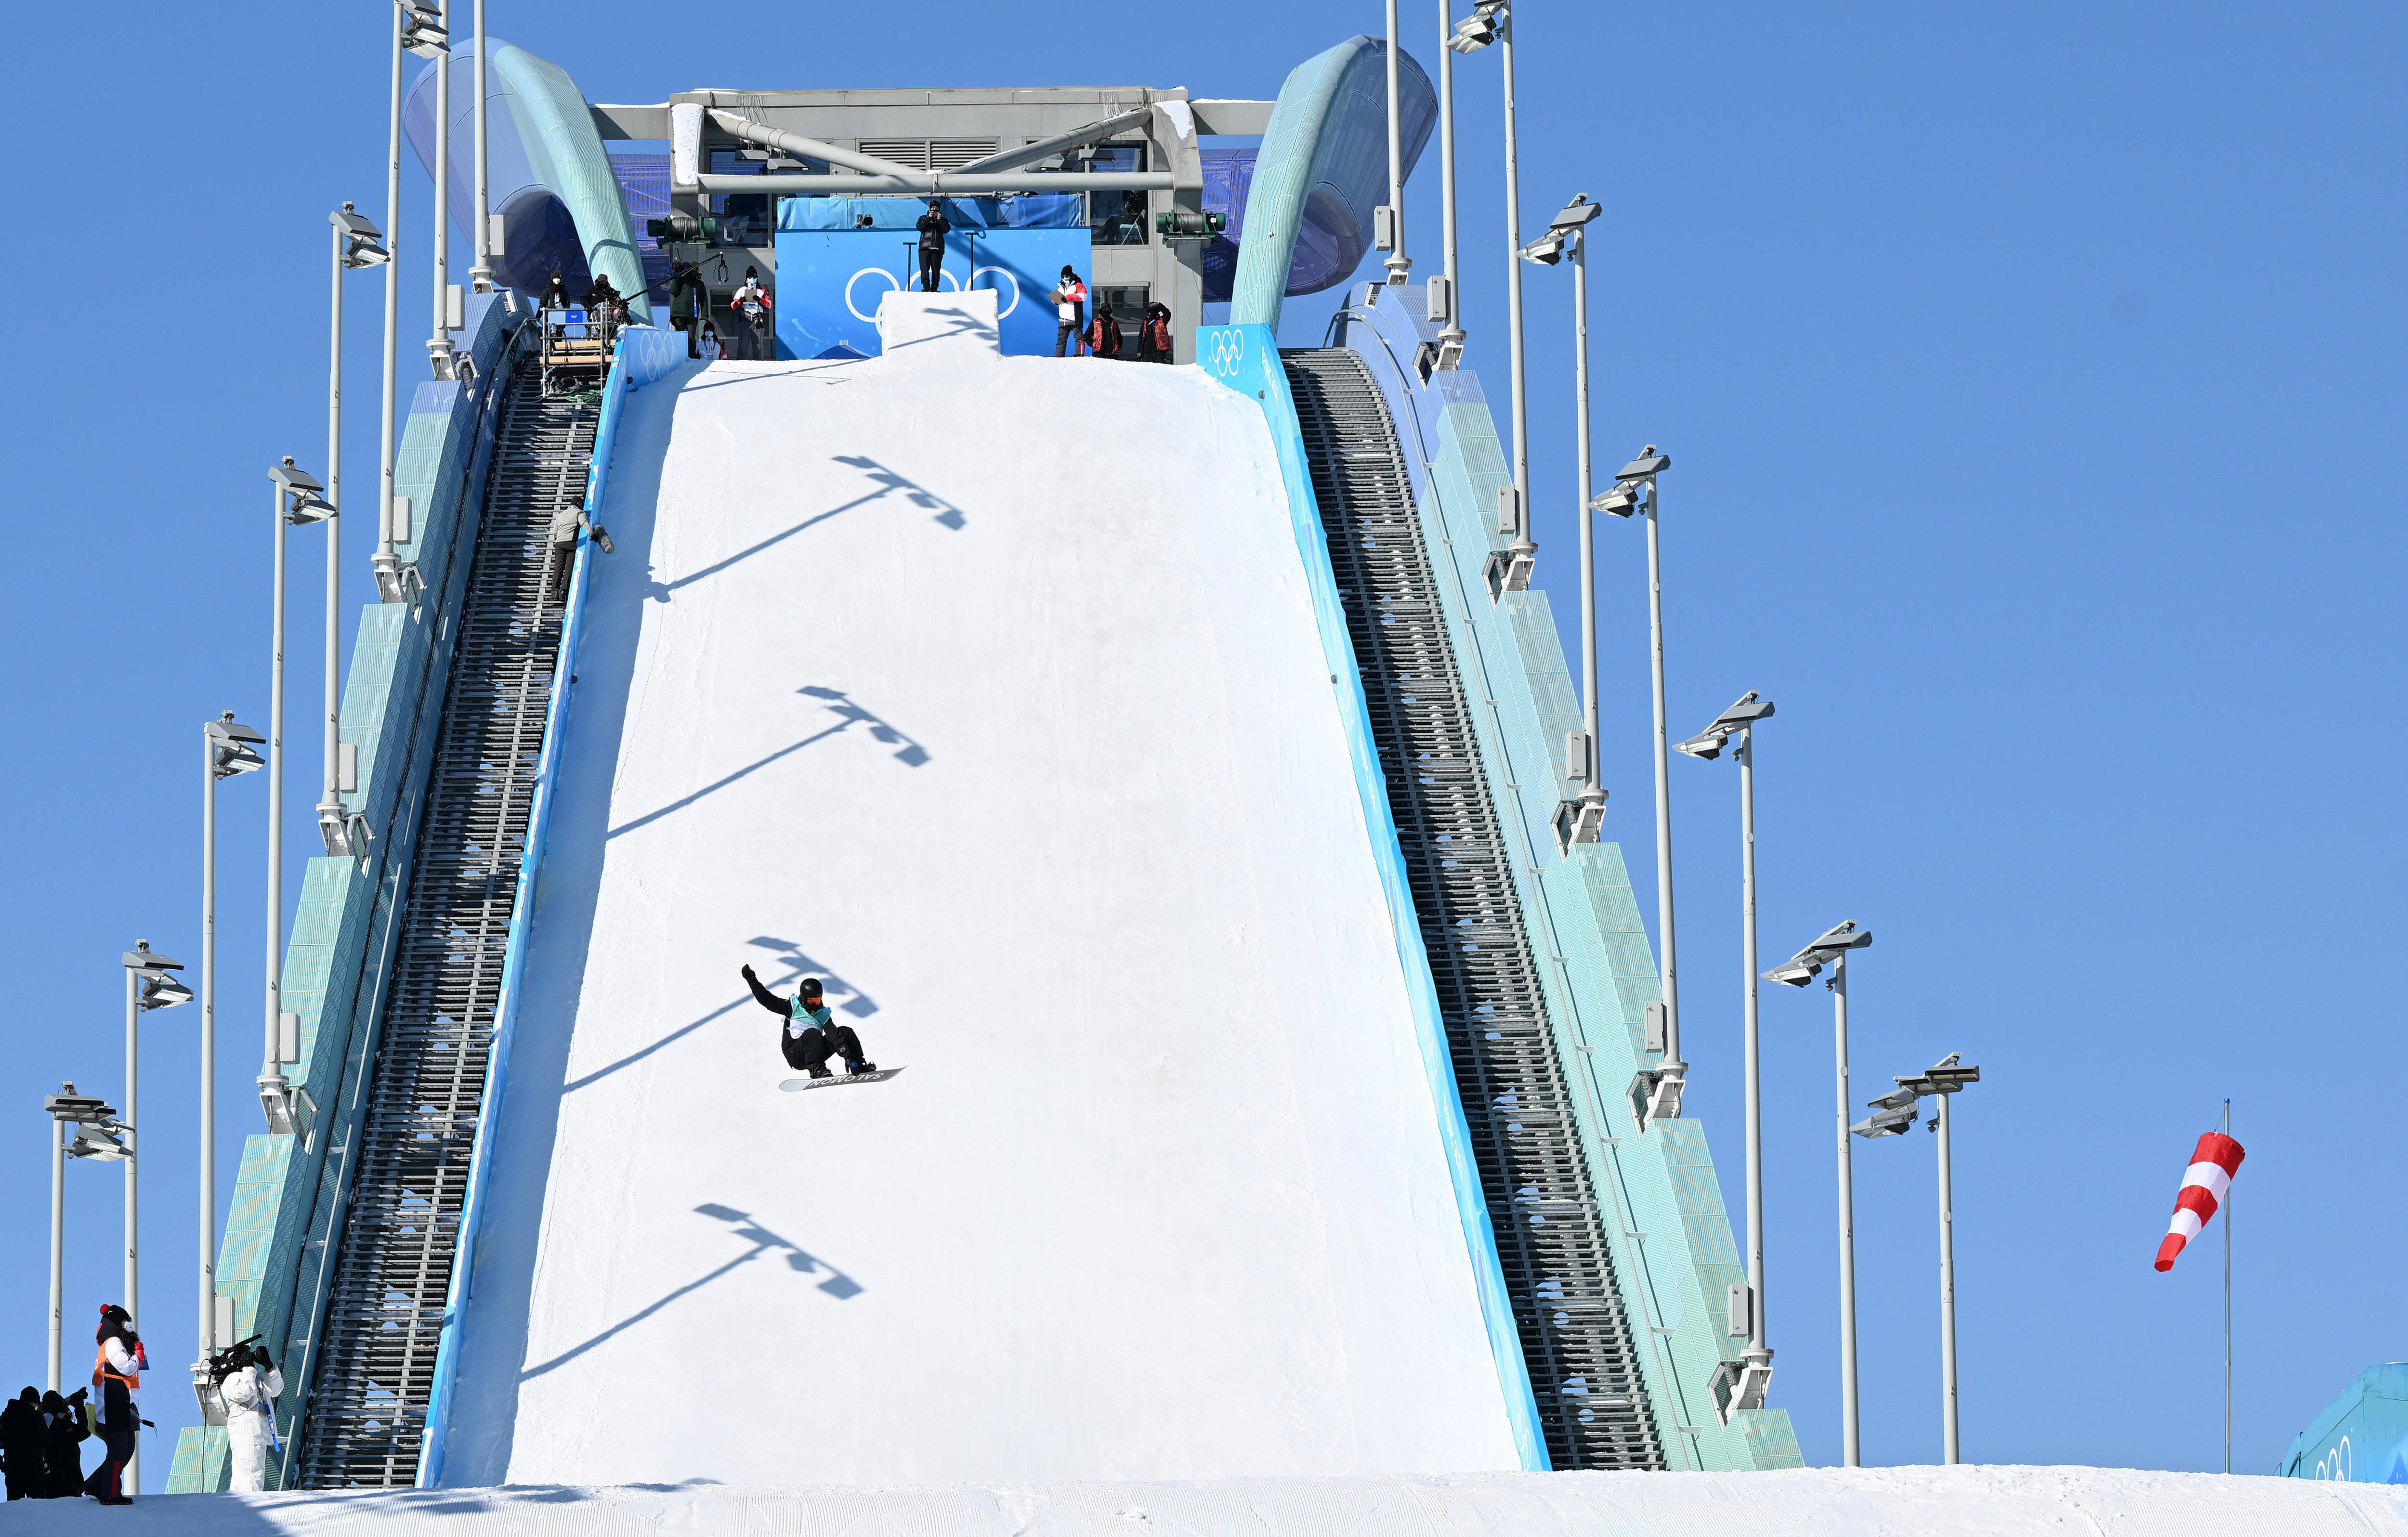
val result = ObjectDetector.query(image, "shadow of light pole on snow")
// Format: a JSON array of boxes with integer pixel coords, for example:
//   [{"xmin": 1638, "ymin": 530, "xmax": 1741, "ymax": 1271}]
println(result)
[
  {"xmin": 606, "ymin": 684, "xmax": 929, "ymax": 842},
  {"xmin": 519, "ymin": 1206, "xmax": 864, "ymax": 1381}
]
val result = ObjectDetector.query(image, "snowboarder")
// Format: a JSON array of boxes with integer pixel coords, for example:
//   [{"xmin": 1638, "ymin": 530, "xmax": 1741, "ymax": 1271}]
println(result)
[
  {"xmin": 83, "ymin": 1307, "xmax": 142, "ymax": 1504},
  {"xmin": 916, "ymin": 199, "xmax": 951, "ymax": 292},
  {"xmin": 741, "ymin": 966, "xmax": 875, "ymax": 1077}
]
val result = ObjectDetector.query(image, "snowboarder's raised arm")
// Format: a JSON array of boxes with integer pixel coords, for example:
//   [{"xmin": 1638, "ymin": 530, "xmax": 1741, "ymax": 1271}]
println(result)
[{"xmin": 739, "ymin": 964, "xmax": 787, "ymax": 1017}]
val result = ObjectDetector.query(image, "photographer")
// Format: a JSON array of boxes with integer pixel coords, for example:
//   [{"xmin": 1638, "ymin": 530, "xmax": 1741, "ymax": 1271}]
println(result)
[
  {"xmin": 204, "ymin": 1337, "xmax": 284, "ymax": 1495},
  {"xmin": 39, "ymin": 1390, "xmax": 86, "ymax": 1498}
]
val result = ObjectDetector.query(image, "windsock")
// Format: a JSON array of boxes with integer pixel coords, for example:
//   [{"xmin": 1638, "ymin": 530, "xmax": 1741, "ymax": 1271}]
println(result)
[{"xmin": 2153, "ymin": 1131, "xmax": 2245, "ymax": 1272}]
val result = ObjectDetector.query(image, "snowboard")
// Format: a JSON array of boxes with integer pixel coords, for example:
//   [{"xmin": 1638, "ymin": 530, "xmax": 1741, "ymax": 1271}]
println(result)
[{"xmin": 781, "ymin": 1068, "xmax": 905, "ymax": 1092}]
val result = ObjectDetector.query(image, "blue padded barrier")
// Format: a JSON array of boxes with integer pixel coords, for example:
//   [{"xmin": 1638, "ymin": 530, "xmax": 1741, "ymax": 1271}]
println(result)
[{"xmin": 1194, "ymin": 323, "xmax": 1547, "ymax": 1472}]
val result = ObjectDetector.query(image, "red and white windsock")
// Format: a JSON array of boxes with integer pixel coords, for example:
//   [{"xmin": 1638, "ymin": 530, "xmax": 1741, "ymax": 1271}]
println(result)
[{"xmin": 2153, "ymin": 1131, "xmax": 2245, "ymax": 1272}]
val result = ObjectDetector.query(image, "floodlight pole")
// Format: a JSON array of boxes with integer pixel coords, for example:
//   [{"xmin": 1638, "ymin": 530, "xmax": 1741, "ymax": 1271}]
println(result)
[
  {"xmin": 1645, "ymin": 473, "xmax": 1684, "ymax": 1087},
  {"xmin": 469, "ymin": 0, "xmax": 493, "ymax": 293},
  {"xmin": 1434, "ymin": 0, "xmax": 1462, "ymax": 350},
  {"xmin": 1833, "ymin": 951, "xmax": 1860, "ymax": 1465},
  {"xmin": 1737, "ymin": 722, "xmax": 1769, "ymax": 1385},
  {"xmin": 381, "ymin": 0, "xmax": 404, "ymax": 564},
  {"xmin": 1500, "ymin": 6, "xmax": 1531, "ymax": 563},
  {"xmin": 48, "ymin": 1100, "xmax": 65, "ymax": 1392},
  {"xmin": 430, "ymin": 15, "xmax": 455, "ymax": 374},
  {"xmin": 122, "ymin": 967, "xmax": 139, "ymax": 1495},
  {"xmin": 322, "ymin": 222, "xmax": 349, "ymax": 858},
  {"xmin": 199, "ymin": 726, "xmax": 220, "ymax": 1373},
  {"xmin": 1573, "ymin": 225, "xmax": 1597, "ymax": 773},
  {"xmin": 1382, "ymin": 0, "xmax": 1409, "ymax": 285},
  {"xmin": 268, "ymin": 471, "xmax": 289, "ymax": 1119},
  {"xmin": 1937, "ymin": 1087, "xmax": 1960, "ymax": 1464}
]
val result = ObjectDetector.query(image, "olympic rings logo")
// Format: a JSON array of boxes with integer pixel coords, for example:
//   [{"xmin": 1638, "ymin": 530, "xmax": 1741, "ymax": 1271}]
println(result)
[
  {"xmin": 1206, "ymin": 328, "xmax": 1247, "ymax": 377},
  {"xmin": 2313, "ymin": 1435, "xmax": 2353, "ymax": 1481},
  {"xmin": 845, "ymin": 265, "xmax": 1021, "ymax": 322}
]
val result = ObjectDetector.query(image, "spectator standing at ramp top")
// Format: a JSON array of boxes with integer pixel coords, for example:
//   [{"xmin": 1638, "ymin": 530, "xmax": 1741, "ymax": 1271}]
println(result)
[
  {"xmin": 1086, "ymin": 294, "xmax": 1124, "ymax": 359},
  {"xmin": 730, "ymin": 266, "xmax": 773, "ymax": 360},
  {"xmin": 1052, "ymin": 265, "xmax": 1087, "ymax": 356},
  {"xmin": 1138, "ymin": 301, "xmax": 1174, "ymax": 363},
  {"xmin": 668, "ymin": 257, "xmax": 709, "ymax": 359},
  {"xmin": 743, "ymin": 967, "xmax": 877, "ymax": 1078},
  {"xmin": 539, "ymin": 268, "xmax": 570, "ymax": 309},
  {"xmin": 916, "ymin": 199, "xmax": 951, "ymax": 292},
  {"xmin": 39, "ymin": 1390, "xmax": 86, "ymax": 1499},
  {"xmin": 82, "ymin": 1305, "xmax": 142, "ymax": 1503},
  {"xmin": 0, "ymin": 1388, "xmax": 39, "ymax": 1499}
]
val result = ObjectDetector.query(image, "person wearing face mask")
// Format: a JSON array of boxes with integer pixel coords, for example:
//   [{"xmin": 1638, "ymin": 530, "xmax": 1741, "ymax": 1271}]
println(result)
[
  {"xmin": 916, "ymin": 199, "xmax": 951, "ymax": 292},
  {"xmin": 83, "ymin": 1305, "xmax": 143, "ymax": 1504},
  {"xmin": 1051, "ymin": 265, "xmax": 1087, "ymax": 357},
  {"xmin": 729, "ymin": 266, "xmax": 773, "ymax": 360},
  {"xmin": 538, "ymin": 269, "xmax": 570, "ymax": 310},
  {"xmin": 741, "ymin": 967, "xmax": 876, "ymax": 1078}
]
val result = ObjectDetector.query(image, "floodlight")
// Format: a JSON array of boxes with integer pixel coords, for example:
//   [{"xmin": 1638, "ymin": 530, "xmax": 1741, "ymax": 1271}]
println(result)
[
  {"xmin": 333, "ymin": 204, "xmax": 390, "ymax": 269},
  {"xmin": 1616, "ymin": 445, "xmax": 1671, "ymax": 482},
  {"xmin": 122, "ymin": 941, "xmax": 183, "ymax": 981},
  {"xmin": 141, "ymin": 975, "xmax": 194, "ymax": 1009},
  {"xmin": 1447, "ymin": 13, "xmax": 1500, "ymax": 52},
  {"xmin": 1867, "ymin": 1085, "xmax": 1920, "ymax": 1112},
  {"xmin": 1674, "ymin": 731, "xmax": 1725, "ymax": 761},
  {"xmin": 401, "ymin": 0, "xmax": 448, "ymax": 58},
  {"xmin": 1762, "ymin": 958, "xmax": 1821, "ymax": 987},
  {"xmin": 1518, "ymin": 230, "xmax": 1566, "ymax": 266},
  {"xmin": 1851, "ymin": 1106, "xmax": 1917, "ymax": 1138},
  {"xmin": 207, "ymin": 714, "xmax": 266, "ymax": 778},
  {"xmin": 272, "ymin": 458, "xmax": 335, "ymax": 524},
  {"xmin": 1764, "ymin": 919, "xmax": 1868, "ymax": 987},
  {"xmin": 68, "ymin": 1120, "xmax": 131, "ymax": 1161},
  {"xmin": 1924, "ymin": 1063, "xmax": 1981, "ymax": 1091},
  {"xmin": 1802, "ymin": 919, "xmax": 1871, "ymax": 955},
  {"xmin": 1589, "ymin": 483, "xmax": 1640, "ymax": 517}
]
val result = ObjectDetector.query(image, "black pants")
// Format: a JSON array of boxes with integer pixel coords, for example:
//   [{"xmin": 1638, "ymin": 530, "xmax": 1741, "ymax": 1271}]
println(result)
[
  {"xmin": 672, "ymin": 314, "xmax": 699, "ymax": 358},
  {"xmin": 919, "ymin": 247, "xmax": 943, "ymax": 292},
  {"xmin": 781, "ymin": 1024, "xmax": 865, "ymax": 1072},
  {"xmin": 83, "ymin": 1385, "xmax": 131, "ymax": 1500},
  {"xmin": 2, "ymin": 1447, "xmax": 36, "ymax": 1498}
]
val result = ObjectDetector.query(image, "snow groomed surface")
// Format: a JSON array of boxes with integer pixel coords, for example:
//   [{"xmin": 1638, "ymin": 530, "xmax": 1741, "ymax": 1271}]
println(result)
[
  {"xmin": 436, "ymin": 292, "xmax": 1525, "ymax": 1485},
  {"xmin": 53, "ymin": 1466, "xmax": 2408, "ymax": 1536}
]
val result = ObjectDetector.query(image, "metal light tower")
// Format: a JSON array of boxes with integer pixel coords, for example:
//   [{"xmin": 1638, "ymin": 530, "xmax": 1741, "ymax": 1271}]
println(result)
[
  {"xmin": 1429, "ymin": 0, "xmax": 1466, "ymax": 365},
  {"xmin": 379, "ymin": 3, "xmax": 447, "ymax": 603},
  {"xmin": 1853, "ymin": 1052, "xmax": 1981, "ymax": 1465},
  {"xmin": 1597, "ymin": 448, "xmax": 1682, "ymax": 1121},
  {"xmin": 266, "ymin": 461, "xmax": 334, "ymax": 1135},
  {"xmin": 1444, "ymin": 1, "xmax": 1528, "ymax": 576},
  {"xmin": 121, "ymin": 942, "xmax": 189, "ymax": 1496},
  {"xmin": 46, "ymin": 1086, "xmax": 131, "ymax": 1393},
  {"xmin": 324, "ymin": 209, "xmax": 390, "ymax": 873},
  {"xmin": 199, "ymin": 715, "xmax": 264, "ymax": 1388},
  {"xmin": 1520, "ymin": 196, "xmax": 1604, "ymax": 846},
  {"xmin": 1768, "ymin": 918, "xmax": 1873, "ymax": 1461},
  {"xmin": 1380, "ymin": 0, "xmax": 1410, "ymax": 286},
  {"xmin": 469, "ymin": 0, "xmax": 494, "ymax": 294},
  {"xmin": 1678, "ymin": 692, "xmax": 1780, "ymax": 1419},
  {"xmin": 429, "ymin": 6, "xmax": 455, "ymax": 376}
]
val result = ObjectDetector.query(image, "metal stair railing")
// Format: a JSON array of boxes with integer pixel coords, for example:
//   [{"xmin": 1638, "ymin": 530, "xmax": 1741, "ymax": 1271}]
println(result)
[
  {"xmin": 1282, "ymin": 348, "xmax": 1666, "ymax": 1472},
  {"xmin": 289, "ymin": 357, "xmax": 598, "ymax": 1488}
]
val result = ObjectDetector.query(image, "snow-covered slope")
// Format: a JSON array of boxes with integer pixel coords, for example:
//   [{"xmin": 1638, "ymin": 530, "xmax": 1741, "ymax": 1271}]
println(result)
[
  {"xmin": 439, "ymin": 293, "xmax": 1519, "ymax": 1486},
  {"xmin": 57, "ymin": 1467, "xmax": 2408, "ymax": 1535}
]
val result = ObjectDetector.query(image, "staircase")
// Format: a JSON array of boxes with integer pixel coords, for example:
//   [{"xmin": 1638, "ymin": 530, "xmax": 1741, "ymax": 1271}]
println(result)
[
  {"xmin": 1282, "ymin": 348, "xmax": 1667, "ymax": 1472},
  {"xmin": 291, "ymin": 362, "xmax": 597, "ymax": 1487}
]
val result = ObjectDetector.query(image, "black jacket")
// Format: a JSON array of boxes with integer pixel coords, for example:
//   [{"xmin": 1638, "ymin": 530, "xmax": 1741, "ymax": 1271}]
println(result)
[{"xmin": 916, "ymin": 210, "xmax": 950, "ymax": 251}]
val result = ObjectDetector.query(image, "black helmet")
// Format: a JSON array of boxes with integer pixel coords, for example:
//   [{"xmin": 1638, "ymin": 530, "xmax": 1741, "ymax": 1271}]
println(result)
[{"xmin": 800, "ymin": 977, "xmax": 824, "ymax": 999}]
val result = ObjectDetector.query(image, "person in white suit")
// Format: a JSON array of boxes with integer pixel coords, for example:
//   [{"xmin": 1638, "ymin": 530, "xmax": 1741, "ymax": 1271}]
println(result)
[{"xmin": 209, "ymin": 1343, "xmax": 285, "ymax": 1493}]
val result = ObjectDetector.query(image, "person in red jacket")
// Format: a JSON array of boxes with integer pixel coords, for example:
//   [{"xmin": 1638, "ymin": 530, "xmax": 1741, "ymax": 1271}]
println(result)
[
  {"xmin": 1085, "ymin": 297, "xmax": 1124, "ymax": 359},
  {"xmin": 1136, "ymin": 301, "xmax": 1173, "ymax": 363}
]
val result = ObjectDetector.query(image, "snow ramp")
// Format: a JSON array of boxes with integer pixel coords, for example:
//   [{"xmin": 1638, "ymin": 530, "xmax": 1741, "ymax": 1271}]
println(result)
[{"xmin": 435, "ymin": 293, "xmax": 1523, "ymax": 1485}]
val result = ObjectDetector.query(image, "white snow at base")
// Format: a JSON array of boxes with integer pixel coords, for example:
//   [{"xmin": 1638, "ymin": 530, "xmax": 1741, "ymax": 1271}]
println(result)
[
  {"xmin": 439, "ymin": 292, "xmax": 1518, "ymax": 1487},
  {"xmin": 50, "ymin": 1466, "xmax": 2408, "ymax": 1536}
]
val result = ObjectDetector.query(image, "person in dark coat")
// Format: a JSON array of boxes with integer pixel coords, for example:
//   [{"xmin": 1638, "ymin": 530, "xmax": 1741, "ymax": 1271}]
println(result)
[
  {"xmin": 741, "ymin": 968, "xmax": 875, "ymax": 1078},
  {"xmin": 580, "ymin": 271, "xmax": 624, "ymax": 319},
  {"xmin": 668, "ymin": 259, "xmax": 709, "ymax": 358},
  {"xmin": 1137, "ymin": 301, "xmax": 1174, "ymax": 363},
  {"xmin": 0, "ymin": 1388, "xmax": 41, "ymax": 1499},
  {"xmin": 916, "ymin": 199, "xmax": 951, "ymax": 292},
  {"xmin": 1085, "ymin": 297, "xmax": 1124, "ymax": 359},
  {"xmin": 39, "ymin": 1390, "xmax": 87, "ymax": 1498},
  {"xmin": 538, "ymin": 269, "xmax": 571, "ymax": 310}
]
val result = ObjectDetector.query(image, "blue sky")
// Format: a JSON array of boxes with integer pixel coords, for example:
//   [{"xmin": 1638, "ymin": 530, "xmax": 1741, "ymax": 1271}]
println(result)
[{"xmin": 1, "ymin": 0, "xmax": 2400, "ymax": 1482}]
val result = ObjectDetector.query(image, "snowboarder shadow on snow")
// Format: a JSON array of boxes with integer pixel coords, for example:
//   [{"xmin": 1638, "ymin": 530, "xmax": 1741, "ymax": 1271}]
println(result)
[{"xmin": 518, "ymin": 1205, "xmax": 864, "ymax": 1381}]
